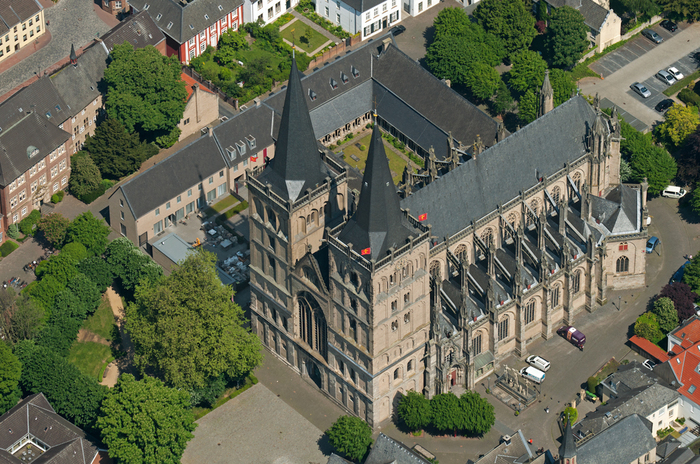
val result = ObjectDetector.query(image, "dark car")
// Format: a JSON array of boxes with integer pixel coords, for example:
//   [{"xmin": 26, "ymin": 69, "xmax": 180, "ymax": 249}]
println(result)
[
  {"xmin": 661, "ymin": 20, "xmax": 677, "ymax": 32},
  {"xmin": 391, "ymin": 25, "xmax": 406, "ymax": 36},
  {"xmin": 642, "ymin": 29, "xmax": 663, "ymax": 44},
  {"xmin": 656, "ymin": 99, "xmax": 675, "ymax": 112},
  {"xmin": 671, "ymin": 261, "xmax": 691, "ymax": 283}
]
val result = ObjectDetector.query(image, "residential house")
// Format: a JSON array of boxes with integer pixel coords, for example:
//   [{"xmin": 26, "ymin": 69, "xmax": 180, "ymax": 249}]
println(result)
[
  {"xmin": 539, "ymin": 0, "xmax": 621, "ymax": 53},
  {"xmin": 128, "ymin": 0, "xmax": 244, "ymax": 64},
  {"xmin": 656, "ymin": 436, "xmax": 697, "ymax": 464},
  {"xmin": 596, "ymin": 360, "xmax": 662, "ymax": 401},
  {"xmin": 469, "ymin": 431, "xmax": 545, "ymax": 464},
  {"xmin": 246, "ymin": 0, "xmax": 297, "ymax": 25},
  {"xmin": 668, "ymin": 316, "xmax": 700, "ymax": 355},
  {"xmin": 656, "ymin": 341, "xmax": 700, "ymax": 430},
  {"xmin": 178, "ymin": 72, "xmax": 219, "ymax": 140},
  {"xmin": 0, "ymin": 393, "xmax": 104, "ymax": 464},
  {"xmin": 101, "ymin": 0, "xmax": 130, "ymax": 15},
  {"xmin": 0, "ymin": 0, "xmax": 46, "ymax": 65},
  {"xmin": 100, "ymin": 10, "xmax": 167, "ymax": 55}
]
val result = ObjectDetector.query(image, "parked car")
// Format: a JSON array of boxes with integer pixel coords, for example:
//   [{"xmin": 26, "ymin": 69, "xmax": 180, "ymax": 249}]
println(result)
[
  {"xmin": 520, "ymin": 366, "xmax": 546, "ymax": 384},
  {"xmin": 662, "ymin": 185, "xmax": 687, "ymax": 199},
  {"xmin": 631, "ymin": 82, "xmax": 651, "ymax": 98},
  {"xmin": 671, "ymin": 261, "xmax": 690, "ymax": 283},
  {"xmin": 391, "ymin": 25, "xmax": 406, "ymax": 36},
  {"xmin": 642, "ymin": 29, "xmax": 663, "ymax": 43},
  {"xmin": 643, "ymin": 359, "xmax": 656, "ymax": 370},
  {"xmin": 646, "ymin": 236, "xmax": 660, "ymax": 253},
  {"xmin": 657, "ymin": 69, "xmax": 677, "ymax": 85},
  {"xmin": 557, "ymin": 326, "xmax": 586, "ymax": 349},
  {"xmin": 661, "ymin": 20, "xmax": 677, "ymax": 32},
  {"xmin": 668, "ymin": 66, "xmax": 684, "ymax": 80},
  {"xmin": 527, "ymin": 355, "xmax": 551, "ymax": 372},
  {"xmin": 655, "ymin": 99, "xmax": 675, "ymax": 112}
]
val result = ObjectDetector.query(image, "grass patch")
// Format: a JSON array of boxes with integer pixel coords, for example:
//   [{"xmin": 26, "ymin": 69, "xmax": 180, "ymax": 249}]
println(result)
[
  {"xmin": 595, "ymin": 358, "xmax": 621, "ymax": 382},
  {"xmin": 210, "ymin": 195, "xmax": 238, "ymax": 213},
  {"xmin": 82, "ymin": 298, "xmax": 117, "ymax": 342},
  {"xmin": 0, "ymin": 240, "xmax": 19, "ymax": 257},
  {"xmin": 192, "ymin": 374, "xmax": 259, "ymax": 420},
  {"xmin": 272, "ymin": 12, "xmax": 294, "ymax": 27},
  {"xmin": 664, "ymin": 69, "xmax": 700, "ymax": 97},
  {"xmin": 279, "ymin": 20, "xmax": 329, "ymax": 53},
  {"xmin": 336, "ymin": 134, "xmax": 414, "ymax": 184},
  {"xmin": 68, "ymin": 341, "xmax": 113, "ymax": 379}
]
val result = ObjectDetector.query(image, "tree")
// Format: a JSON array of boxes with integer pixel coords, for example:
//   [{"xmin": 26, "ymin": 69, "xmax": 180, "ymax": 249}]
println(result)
[
  {"xmin": 67, "ymin": 273, "xmax": 102, "ymax": 316},
  {"xmin": 397, "ymin": 390, "xmax": 432, "ymax": 432},
  {"xmin": 662, "ymin": 0, "xmax": 700, "ymax": 21},
  {"xmin": 0, "ymin": 289, "xmax": 44, "ymax": 346},
  {"xmin": 563, "ymin": 406, "xmax": 578, "ymax": 424},
  {"xmin": 473, "ymin": 0, "xmax": 536, "ymax": 56},
  {"xmin": 325, "ymin": 415, "xmax": 373, "ymax": 462},
  {"xmin": 655, "ymin": 104, "xmax": 700, "ymax": 148},
  {"xmin": 83, "ymin": 118, "xmax": 159, "ymax": 179},
  {"xmin": 69, "ymin": 153, "xmax": 103, "ymax": 198},
  {"xmin": 34, "ymin": 253, "xmax": 78, "ymax": 286},
  {"xmin": 587, "ymin": 376, "xmax": 599, "ymax": 393},
  {"xmin": 518, "ymin": 90, "xmax": 538, "ymax": 124},
  {"xmin": 621, "ymin": 120, "xmax": 677, "ymax": 195},
  {"xmin": 24, "ymin": 275, "xmax": 64, "ymax": 312},
  {"xmin": 634, "ymin": 312, "xmax": 663, "ymax": 341},
  {"xmin": 214, "ymin": 29, "xmax": 248, "ymax": 67},
  {"xmin": 77, "ymin": 256, "xmax": 114, "ymax": 293},
  {"xmin": 660, "ymin": 282, "xmax": 698, "ymax": 321},
  {"xmin": 652, "ymin": 297, "xmax": 679, "ymax": 333},
  {"xmin": 459, "ymin": 391, "xmax": 495, "ymax": 435},
  {"xmin": 623, "ymin": 0, "xmax": 660, "ymax": 21},
  {"xmin": 492, "ymin": 79, "xmax": 514, "ymax": 115},
  {"xmin": 466, "ymin": 62, "xmax": 502, "ymax": 100},
  {"xmin": 0, "ymin": 342, "xmax": 21, "ymax": 414},
  {"xmin": 98, "ymin": 374, "xmax": 196, "ymax": 464},
  {"xmin": 620, "ymin": 158, "xmax": 633, "ymax": 182},
  {"xmin": 677, "ymin": 126, "xmax": 700, "ymax": 186},
  {"xmin": 545, "ymin": 6, "xmax": 589, "ymax": 69},
  {"xmin": 66, "ymin": 211, "xmax": 112, "ymax": 256},
  {"xmin": 550, "ymin": 68, "xmax": 578, "ymax": 105},
  {"xmin": 508, "ymin": 50, "xmax": 548, "ymax": 95},
  {"xmin": 433, "ymin": 7, "xmax": 474, "ymax": 39},
  {"xmin": 125, "ymin": 250, "xmax": 262, "ymax": 390},
  {"xmin": 105, "ymin": 237, "xmax": 163, "ymax": 294},
  {"xmin": 36, "ymin": 213, "xmax": 70, "ymax": 249},
  {"xmin": 103, "ymin": 43, "xmax": 187, "ymax": 144},
  {"xmin": 430, "ymin": 392, "xmax": 464, "ymax": 435}
]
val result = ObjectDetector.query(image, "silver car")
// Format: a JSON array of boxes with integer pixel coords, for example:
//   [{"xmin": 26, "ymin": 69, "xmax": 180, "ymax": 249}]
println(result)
[
  {"xmin": 642, "ymin": 29, "xmax": 663, "ymax": 44},
  {"xmin": 631, "ymin": 82, "xmax": 651, "ymax": 98},
  {"xmin": 657, "ymin": 69, "xmax": 677, "ymax": 85}
]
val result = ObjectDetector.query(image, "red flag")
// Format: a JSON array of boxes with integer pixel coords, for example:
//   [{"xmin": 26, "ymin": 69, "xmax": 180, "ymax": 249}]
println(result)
[
  {"xmin": 361, "ymin": 248, "xmax": 371, "ymax": 255},
  {"xmin": 251, "ymin": 155, "xmax": 258, "ymax": 162},
  {"xmin": 418, "ymin": 213, "xmax": 427, "ymax": 221}
]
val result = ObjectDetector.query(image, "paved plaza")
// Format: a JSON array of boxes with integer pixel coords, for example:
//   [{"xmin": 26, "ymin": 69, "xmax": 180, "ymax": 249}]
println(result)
[{"xmin": 181, "ymin": 383, "xmax": 331, "ymax": 464}]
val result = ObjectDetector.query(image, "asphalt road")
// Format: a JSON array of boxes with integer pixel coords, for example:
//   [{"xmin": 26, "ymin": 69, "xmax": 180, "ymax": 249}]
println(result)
[{"xmin": 580, "ymin": 22, "xmax": 700, "ymax": 130}]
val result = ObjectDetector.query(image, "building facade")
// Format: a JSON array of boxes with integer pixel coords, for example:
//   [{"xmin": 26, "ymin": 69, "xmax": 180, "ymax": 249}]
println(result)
[
  {"xmin": 245, "ymin": 0, "xmax": 297, "ymax": 25},
  {"xmin": 178, "ymin": 72, "xmax": 220, "ymax": 140},
  {"xmin": 0, "ymin": 0, "xmax": 45, "ymax": 65}
]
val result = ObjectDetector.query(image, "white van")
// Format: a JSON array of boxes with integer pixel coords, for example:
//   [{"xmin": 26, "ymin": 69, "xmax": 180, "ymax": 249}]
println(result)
[
  {"xmin": 662, "ymin": 186, "xmax": 687, "ymax": 199},
  {"xmin": 520, "ymin": 366, "xmax": 546, "ymax": 384},
  {"xmin": 526, "ymin": 355, "xmax": 551, "ymax": 372}
]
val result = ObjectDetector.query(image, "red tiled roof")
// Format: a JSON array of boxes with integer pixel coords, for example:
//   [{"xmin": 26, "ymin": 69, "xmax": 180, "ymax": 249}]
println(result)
[
  {"xmin": 630, "ymin": 335, "xmax": 671, "ymax": 363},
  {"xmin": 671, "ymin": 318, "xmax": 700, "ymax": 346},
  {"xmin": 181, "ymin": 73, "xmax": 214, "ymax": 101}
]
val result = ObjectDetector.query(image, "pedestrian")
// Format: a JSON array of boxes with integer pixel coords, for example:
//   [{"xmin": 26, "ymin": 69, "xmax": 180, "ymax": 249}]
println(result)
[
  {"xmin": 546, "ymin": 407, "xmax": 550, "ymax": 413},
  {"xmin": 528, "ymin": 439, "xmax": 533, "ymax": 445}
]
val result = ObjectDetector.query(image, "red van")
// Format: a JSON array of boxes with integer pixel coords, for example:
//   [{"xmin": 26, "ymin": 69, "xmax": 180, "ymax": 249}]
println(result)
[{"xmin": 557, "ymin": 326, "xmax": 586, "ymax": 350}]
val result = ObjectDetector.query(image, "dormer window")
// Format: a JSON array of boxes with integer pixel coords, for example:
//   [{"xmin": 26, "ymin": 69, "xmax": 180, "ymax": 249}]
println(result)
[
  {"xmin": 55, "ymin": 104, "xmax": 61, "ymax": 111},
  {"xmin": 341, "ymin": 72, "xmax": 348, "ymax": 84},
  {"xmin": 167, "ymin": 22, "xmax": 173, "ymax": 29},
  {"xmin": 246, "ymin": 135, "xmax": 256, "ymax": 149},
  {"xmin": 308, "ymin": 89, "xmax": 317, "ymax": 101},
  {"xmin": 218, "ymin": 4, "xmax": 223, "ymax": 9},
  {"xmin": 204, "ymin": 14, "xmax": 209, "ymax": 19},
  {"xmin": 329, "ymin": 78, "xmax": 338, "ymax": 89},
  {"xmin": 236, "ymin": 141, "xmax": 246, "ymax": 156},
  {"xmin": 143, "ymin": 2, "xmax": 150, "ymax": 8},
  {"xmin": 351, "ymin": 66, "xmax": 359, "ymax": 78},
  {"xmin": 46, "ymin": 112, "xmax": 51, "ymax": 118},
  {"xmin": 226, "ymin": 146, "xmax": 237, "ymax": 160},
  {"xmin": 156, "ymin": 13, "xmax": 162, "ymax": 20}
]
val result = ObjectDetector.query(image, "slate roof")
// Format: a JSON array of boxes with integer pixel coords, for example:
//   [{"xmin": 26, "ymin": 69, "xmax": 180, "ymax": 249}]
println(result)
[
  {"xmin": 0, "ymin": 112, "xmax": 70, "ymax": 187},
  {"xmin": 115, "ymin": 134, "xmax": 226, "ymax": 218},
  {"xmin": 401, "ymin": 96, "xmax": 596, "ymax": 241},
  {"xmin": 100, "ymin": 10, "xmax": 166, "ymax": 52},
  {"xmin": 590, "ymin": 183, "xmax": 639, "ymax": 235},
  {"xmin": 258, "ymin": 57, "xmax": 333, "ymax": 201},
  {"xmin": 576, "ymin": 414, "xmax": 655, "ymax": 464},
  {"xmin": 560, "ymin": 420, "xmax": 576, "ymax": 459},
  {"xmin": 50, "ymin": 43, "xmax": 108, "ymax": 115},
  {"xmin": 598, "ymin": 360, "xmax": 659, "ymax": 397},
  {"xmin": 544, "ymin": 0, "xmax": 610, "ymax": 31},
  {"xmin": 130, "ymin": 0, "xmax": 244, "ymax": 45},
  {"xmin": 472, "ymin": 430, "xmax": 534, "ymax": 464},
  {"xmin": 0, "ymin": 0, "xmax": 42, "ymax": 36},
  {"xmin": 364, "ymin": 433, "xmax": 431, "ymax": 464},
  {"xmin": 341, "ymin": 0, "xmax": 384, "ymax": 13},
  {"xmin": 337, "ymin": 123, "xmax": 417, "ymax": 261},
  {"xmin": 326, "ymin": 454, "xmax": 353, "ymax": 464},
  {"xmin": 0, "ymin": 393, "xmax": 98, "ymax": 464},
  {"xmin": 0, "ymin": 77, "xmax": 68, "ymax": 131}
]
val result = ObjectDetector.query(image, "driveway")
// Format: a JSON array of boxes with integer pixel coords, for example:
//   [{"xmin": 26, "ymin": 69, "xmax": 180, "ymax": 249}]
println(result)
[{"xmin": 579, "ymin": 22, "xmax": 700, "ymax": 130}]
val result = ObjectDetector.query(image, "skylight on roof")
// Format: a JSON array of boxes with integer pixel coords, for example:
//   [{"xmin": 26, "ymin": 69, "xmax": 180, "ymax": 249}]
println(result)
[
  {"xmin": 155, "ymin": 13, "xmax": 162, "ymax": 20},
  {"xmin": 167, "ymin": 22, "xmax": 173, "ymax": 29},
  {"xmin": 46, "ymin": 112, "xmax": 51, "ymax": 118},
  {"xmin": 690, "ymin": 385, "xmax": 697, "ymax": 394},
  {"xmin": 55, "ymin": 104, "xmax": 61, "ymax": 111},
  {"xmin": 189, "ymin": 24, "xmax": 194, "ymax": 30},
  {"xmin": 308, "ymin": 89, "xmax": 317, "ymax": 101},
  {"xmin": 204, "ymin": 14, "xmax": 209, "ymax": 19},
  {"xmin": 218, "ymin": 4, "xmax": 223, "ymax": 9}
]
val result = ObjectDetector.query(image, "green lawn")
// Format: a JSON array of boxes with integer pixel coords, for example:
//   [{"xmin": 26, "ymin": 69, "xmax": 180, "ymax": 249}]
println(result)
[
  {"xmin": 279, "ymin": 19, "xmax": 329, "ymax": 53},
  {"xmin": 82, "ymin": 298, "xmax": 117, "ymax": 342},
  {"xmin": 335, "ymin": 134, "xmax": 414, "ymax": 184},
  {"xmin": 68, "ymin": 341, "xmax": 113, "ymax": 379},
  {"xmin": 204, "ymin": 194, "xmax": 239, "ymax": 217}
]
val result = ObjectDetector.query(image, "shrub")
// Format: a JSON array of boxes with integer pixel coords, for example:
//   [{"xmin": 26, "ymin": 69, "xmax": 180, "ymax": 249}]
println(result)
[
  {"xmin": 563, "ymin": 407, "xmax": 578, "ymax": 424},
  {"xmin": 0, "ymin": 240, "xmax": 19, "ymax": 257},
  {"xmin": 326, "ymin": 416, "xmax": 373, "ymax": 462},
  {"xmin": 679, "ymin": 88, "xmax": 700, "ymax": 107},
  {"xmin": 7, "ymin": 224, "xmax": 20, "ymax": 240},
  {"xmin": 61, "ymin": 242, "xmax": 88, "ymax": 262},
  {"xmin": 51, "ymin": 191, "xmax": 65, "ymax": 204},
  {"xmin": 18, "ymin": 210, "xmax": 42, "ymax": 236},
  {"xmin": 359, "ymin": 145, "xmax": 366, "ymax": 150},
  {"xmin": 587, "ymin": 376, "xmax": 599, "ymax": 393}
]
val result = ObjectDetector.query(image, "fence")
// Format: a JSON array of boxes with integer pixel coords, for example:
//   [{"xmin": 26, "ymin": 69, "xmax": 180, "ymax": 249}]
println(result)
[{"xmin": 307, "ymin": 35, "xmax": 362, "ymax": 69}]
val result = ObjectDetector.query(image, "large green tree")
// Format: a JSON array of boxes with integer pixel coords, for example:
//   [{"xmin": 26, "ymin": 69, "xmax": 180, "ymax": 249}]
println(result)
[
  {"xmin": 36, "ymin": 213, "xmax": 71, "ymax": 249},
  {"xmin": 66, "ymin": 211, "xmax": 112, "ymax": 257},
  {"xmin": 518, "ymin": 90, "xmax": 538, "ymax": 124},
  {"xmin": 0, "ymin": 289, "xmax": 44, "ymax": 346},
  {"xmin": 661, "ymin": 0, "xmax": 700, "ymax": 20},
  {"xmin": 508, "ymin": 50, "xmax": 548, "ymax": 95},
  {"xmin": 125, "ymin": 250, "xmax": 261, "ymax": 390},
  {"xmin": 326, "ymin": 415, "xmax": 373, "ymax": 462},
  {"xmin": 677, "ymin": 126, "xmax": 700, "ymax": 186},
  {"xmin": 550, "ymin": 69, "xmax": 578, "ymax": 105},
  {"xmin": 655, "ymin": 104, "xmax": 700, "ymax": 148},
  {"xmin": 430, "ymin": 392, "xmax": 464, "ymax": 435},
  {"xmin": 683, "ymin": 254, "xmax": 700, "ymax": 295},
  {"xmin": 98, "ymin": 374, "xmax": 196, "ymax": 464},
  {"xmin": 0, "ymin": 342, "xmax": 21, "ymax": 414},
  {"xmin": 103, "ymin": 43, "xmax": 187, "ymax": 145},
  {"xmin": 77, "ymin": 256, "xmax": 114, "ymax": 293},
  {"xmin": 623, "ymin": 0, "xmax": 661, "ymax": 20},
  {"xmin": 397, "ymin": 390, "xmax": 432, "ymax": 432},
  {"xmin": 621, "ymin": 120, "xmax": 677, "ymax": 195},
  {"xmin": 652, "ymin": 297, "xmax": 679, "ymax": 333},
  {"xmin": 105, "ymin": 237, "xmax": 163, "ymax": 294},
  {"xmin": 545, "ymin": 6, "xmax": 589, "ymax": 69},
  {"xmin": 69, "ymin": 153, "xmax": 103, "ymax": 198},
  {"xmin": 473, "ymin": 0, "xmax": 537, "ymax": 56},
  {"xmin": 83, "ymin": 118, "xmax": 159, "ymax": 179},
  {"xmin": 634, "ymin": 312, "xmax": 663, "ymax": 341},
  {"xmin": 459, "ymin": 391, "xmax": 495, "ymax": 436},
  {"xmin": 467, "ymin": 63, "xmax": 502, "ymax": 100}
]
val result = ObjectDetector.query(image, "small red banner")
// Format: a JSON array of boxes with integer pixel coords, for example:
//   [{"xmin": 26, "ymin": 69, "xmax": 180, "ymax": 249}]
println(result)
[
  {"xmin": 361, "ymin": 248, "xmax": 371, "ymax": 255},
  {"xmin": 418, "ymin": 213, "xmax": 427, "ymax": 221}
]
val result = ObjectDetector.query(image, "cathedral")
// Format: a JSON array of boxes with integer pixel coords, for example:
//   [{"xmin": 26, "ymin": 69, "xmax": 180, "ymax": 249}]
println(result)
[{"xmin": 247, "ymin": 45, "xmax": 649, "ymax": 427}]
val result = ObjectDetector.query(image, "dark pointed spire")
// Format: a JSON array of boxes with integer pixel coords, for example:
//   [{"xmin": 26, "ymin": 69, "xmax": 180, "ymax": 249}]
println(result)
[
  {"xmin": 559, "ymin": 418, "xmax": 577, "ymax": 460},
  {"xmin": 70, "ymin": 44, "xmax": 77, "ymax": 66},
  {"xmin": 268, "ymin": 56, "xmax": 326, "ymax": 201},
  {"xmin": 338, "ymin": 123, "xmax": 414, "ymax": 260}
]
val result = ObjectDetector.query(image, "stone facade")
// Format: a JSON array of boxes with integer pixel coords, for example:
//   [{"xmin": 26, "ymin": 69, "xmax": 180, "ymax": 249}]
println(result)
[{"xmin": 0, "ymin": 2, "xmax": 46, "ymax": 65}]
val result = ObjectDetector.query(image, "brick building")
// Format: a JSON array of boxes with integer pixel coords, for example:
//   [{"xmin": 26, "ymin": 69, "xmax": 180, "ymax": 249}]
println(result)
[{"xmin": 0, "ymin": 0, "xmax": 46, "ymax": 65}]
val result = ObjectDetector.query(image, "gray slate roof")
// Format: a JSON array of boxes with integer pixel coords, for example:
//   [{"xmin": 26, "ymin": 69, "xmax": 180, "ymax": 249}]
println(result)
[
  {"xmin": 0, "ymin": 0, "xmax": 42, "ymax": 36},
  {"xmin": 364, "ymin": 433, "xmax": 431, "ymax": 464},
  {"xmin": 100, "ymin": 10, "xmax": 166, "ymax": 52},
  {"xmin": 0, "ymin": 393, "xmax": 98, "ymax": 464},
  {"xmin": 473, "ymin": 430, "xmax": 534, "ymax": 464},
  {"xmin": 116, "ymin": 133, "xmax": 226, "ymax": 218},
  {"xmin": 50, "ymin": 43, "xmax": 108, "ymax": 115},
  {"xmin": 0, "ymin": 76, "xmax": 68, "ymax": 131},
  {"xmin": 326, "ymin": 453, "xmax": 353, "ymax": 464},
  {"xmin": 576, "ymin": 414, "xmax": 656, "ymax": 464},
  {"xmin": 544, "ymin": 0, "xmax": 610, "ymax": 31},
  {"xmin": 401, "ymin": 96, "xmax": 596, "ymax": 241},
  {"xmin": 0, "ymin": 112, "xmax": 70, "ymax": 187},
  {"xmin": 341, "ymin": 0, "xmax": 385, "ymax": 13},
  {"xmin": 590, "ymin": 183, "xmax": 639, "ymax": 235},
  {"xmin": 130, "ymin": 0, "xmax": 244, "ymax": 45}
]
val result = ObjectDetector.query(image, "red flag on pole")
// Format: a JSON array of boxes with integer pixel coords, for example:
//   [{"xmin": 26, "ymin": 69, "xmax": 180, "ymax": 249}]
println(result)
[
  {"xmin": 418, "ymin": 213, "xmax": 427, "ymax": 221},
  {"xmin": 361, "ymin": 248, "xmax": 371, "ymax": 255}
]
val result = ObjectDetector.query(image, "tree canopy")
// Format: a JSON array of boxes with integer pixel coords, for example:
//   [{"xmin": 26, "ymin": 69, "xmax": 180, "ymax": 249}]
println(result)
[
  {"xmin": 0, "ymin": 342, "xmax": 21, "ymax": 414},
  {"xmin": 397, "ymin": 390, "xmax": 432, "ymax": 432},
  {"xmin": 508, "ymin": 50, "xmax": 548, "ymax": 95},
  {"xmin": 550, "ymin": 68, "xmax": 578, "ymax": 105},
  {"xmin": 98, "ymin": 374, "xmax": 196, "ymax": 464},
  {"xmin": 545, "ymin": 6, "xmax": 589, "ymax": 69},
  {"xmin": 326, "ymin": 415, "xmax": 373, "ymax": 462},
  {"xmin": 105, "ymin": 237, "xmax": 163, "ymax": 295},
  {"xmin": 103, "ymin": 43, "xmax": 187, "ymax": 145},
  {"xmin": 683, "ymin": 255, "xmax": 700, "ymax": 295},
  {"xmin": 634, "ymin": 312, "xmax": 663, "ymax": 341},
  {"xmin": 0, "ymin": 289, "xmax": 44, "ymax": 346},
  {"xmin": 69, "ymin": 152, "xmax": 103, "ymax": 198},
  {"xmin": 620, "ymin": 120, "xmax": 677, "ymax": 195},
  {"xmin": 677, "ymin": 125, "xmax": 700, "ymax": 186},
  {"xmin": 662, "ymin": 282, "xmax": 699, "ymax": 321},
  {"xmin": 66, "ymin": 211, "xmax": 112, "ymax": 256},
  {"xmin": 459, "ymin": 391, "xmax": 495, "ymax": 436},
  {"xmin": 474, "ymin": 0, "xmax": 537, "ymax": 56},
  {"xmin": 659, "ymin": 0, "xmax": 699, "ymax": 20},
  {"xmin": 652, "ymin": 297, "xmax": 679, "ymax": 333},
  {"xmin": 36, "ymin": 213, "xmax": 71, "ymax": 249},
  {"xmin": 430, "ymin": 392, "xmax": 463, "ymax": 434},
  {"xmin": 125, "ymin": 250, "xmax": 261, "ymax": 390},
  {"xmin": 655, "ymin": 104, "xmax": 700, "ymax": 148}
]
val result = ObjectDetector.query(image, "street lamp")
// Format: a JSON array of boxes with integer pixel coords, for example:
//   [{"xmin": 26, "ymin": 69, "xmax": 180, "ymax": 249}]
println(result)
[{"xmin": 618, "ymin": 296, "xmax": 621, "ymax": 311}]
